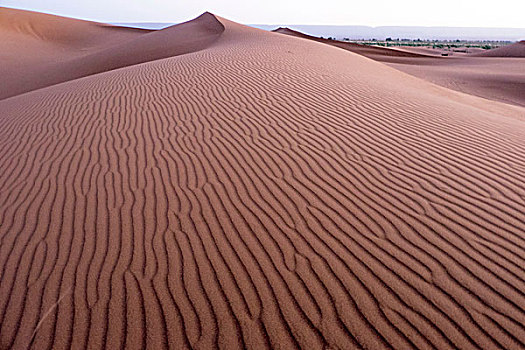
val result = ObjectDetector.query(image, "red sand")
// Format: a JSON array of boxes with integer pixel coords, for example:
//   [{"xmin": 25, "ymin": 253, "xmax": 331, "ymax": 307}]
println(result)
[{"xmin": 1, "ymin": 8, "xmax": 525, "ymax": 350}]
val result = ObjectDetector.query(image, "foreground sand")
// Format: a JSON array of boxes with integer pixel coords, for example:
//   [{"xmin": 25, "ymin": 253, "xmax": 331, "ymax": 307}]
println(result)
[{"xmin": 1, "ymin": 8, "xmax": 525, "ymax": 350}]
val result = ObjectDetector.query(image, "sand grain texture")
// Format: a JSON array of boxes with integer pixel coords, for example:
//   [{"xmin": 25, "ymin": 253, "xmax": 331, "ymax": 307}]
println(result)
[{"xmin": 1, "ymin": 9, "xmax": 525, "ymax": 350}]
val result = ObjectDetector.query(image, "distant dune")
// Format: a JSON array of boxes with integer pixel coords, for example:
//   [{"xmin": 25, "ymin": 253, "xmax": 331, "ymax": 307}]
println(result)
[
  {"xmin": 473, "ymin": 40, "xmax": 525, "ymax": 57},
  {"xmin": 1, "ymin": 7, "xmax": 525, "ymax": 350},
  {"xmin": 275, "ymin": 27, "xmax": 525, "ymax": 107},
  {"xmin": 274, "ymin": 27, "xmax": 435, "ymax": 62}
]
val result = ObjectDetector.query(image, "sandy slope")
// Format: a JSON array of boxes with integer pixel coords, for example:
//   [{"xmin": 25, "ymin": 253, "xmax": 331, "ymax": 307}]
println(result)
[
  {"xmin": 388, "ymin": 57, "xmax": 525, "ymax": 108},
  {"xmin": 0, "ymin": 9, "xmax": 223, "ymax": 100},
  {"xmin": 390, "ymin": 46, "xmax": 486, "ymax": 56},
  {"xmin": 1, "ymin": 9, "xmax": 525, "ymax": 350},
  {"xmin": 275, "ymin": 27, "xmax": 525, "ymax": 107},
  {"xmin": 0, "ymin": 7, "xmax": 150, "ymax": 100},
  {"xmin": 273, "ymin": 27, "xmax": 436, "ymax": 62},
  {"xmin": 473, "ymin": 41, "xmax": 525, "ymax": 57}
]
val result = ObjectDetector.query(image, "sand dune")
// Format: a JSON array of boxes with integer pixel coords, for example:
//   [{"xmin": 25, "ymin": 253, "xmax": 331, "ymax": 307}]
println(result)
[
  {"xmin": 473, "ymin": 41, "xmax": 525, "ymax": 57},
  {"xmin": 0, "ymin": 9, "xmax": 223, "ymax": 100},
  {"xmin": 1, "ymin": 9, "xmax": 525, "ymax": 350},
  {"xmin": 274, "ymin": 27, "xmax": 525, "ymax": 107},
  {"xmin": 274, "ymin": 27, "xmax": 436, "ymax": 62},
  {"xmin": 0, "ymin": 8, "xmax": 150, "ymax": 99},
  {"xmin": 390, "ymin": 46, "xmax": 486, "ymax": 56},
  {"xmin": 0, "ymin": 7, "xmax": 148, "ymax": 58},
  {"xmin": 388, "ymin": 57, "xmax": 525, "ymax": 108}
]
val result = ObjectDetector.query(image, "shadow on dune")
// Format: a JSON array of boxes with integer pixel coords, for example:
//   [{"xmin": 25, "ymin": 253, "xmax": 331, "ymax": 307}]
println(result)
[{"xmin": 0, "ymin": 10, "xmax": 225, "ymax": 100}]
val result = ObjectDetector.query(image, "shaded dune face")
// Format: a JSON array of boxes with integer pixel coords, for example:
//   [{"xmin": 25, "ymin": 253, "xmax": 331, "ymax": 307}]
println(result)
[
  {"xmin": 1, "ymin": 9, "xmax": 525, "ymax": 350},
  {"xmin": 0, "ymin": 9, "xmax": 224, "ymax": 100},
  {"xmin": 0, "ymin": 7, "xmax": 148, "ymax": 49},
  {"xmin": 0, "ymin": 7, "xmax": 151, "ymax": 100}
]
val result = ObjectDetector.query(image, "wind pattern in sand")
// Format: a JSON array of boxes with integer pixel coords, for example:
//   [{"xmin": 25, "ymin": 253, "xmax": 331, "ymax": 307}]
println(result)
[{"xmin": 1, "ymin": 10, "xmax": 525, "ymax": 350}]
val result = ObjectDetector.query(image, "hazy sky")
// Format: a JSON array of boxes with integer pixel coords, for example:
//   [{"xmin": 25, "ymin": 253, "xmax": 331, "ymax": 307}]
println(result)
[{"xmin": 2, "ymin": 0, "xmax": 525, "ymax": 27}]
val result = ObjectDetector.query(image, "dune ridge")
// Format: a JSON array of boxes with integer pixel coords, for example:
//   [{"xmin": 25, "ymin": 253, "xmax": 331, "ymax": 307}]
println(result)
[{"xmin": 1, "ymin": 9, "xmax": 525, "ymax": 350}]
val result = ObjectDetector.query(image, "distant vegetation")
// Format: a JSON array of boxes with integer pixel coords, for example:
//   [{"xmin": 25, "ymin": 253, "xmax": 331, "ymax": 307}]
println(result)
[{"xmin": 341, "ymin": 38, "xmax": 513, "ymax": 51}]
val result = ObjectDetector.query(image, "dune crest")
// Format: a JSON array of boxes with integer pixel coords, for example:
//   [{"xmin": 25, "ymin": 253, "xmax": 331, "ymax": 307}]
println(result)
[{"xmin": 1, "ymin": 9, "xmax": 525, "ymax": 350}]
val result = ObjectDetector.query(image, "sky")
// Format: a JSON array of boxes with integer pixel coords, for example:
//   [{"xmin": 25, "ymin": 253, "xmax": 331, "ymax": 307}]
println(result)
[{"xmin": 2, "ymin": 0, "xmax": 525, "ymax": 28}]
